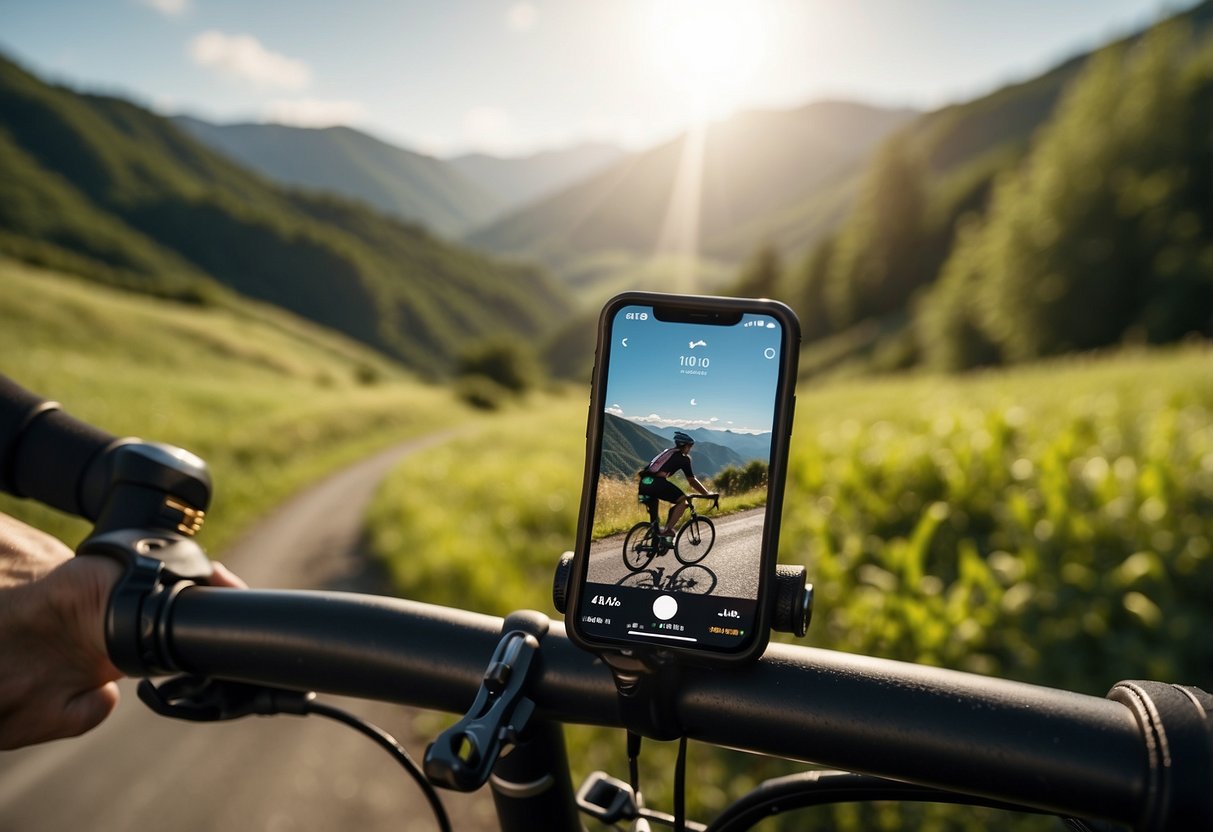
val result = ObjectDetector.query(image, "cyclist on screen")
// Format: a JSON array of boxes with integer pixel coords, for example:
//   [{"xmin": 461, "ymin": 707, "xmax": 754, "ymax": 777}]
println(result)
[{"xmin": 638, "ymin": 431, "xmax": 712, "ymax": 545}]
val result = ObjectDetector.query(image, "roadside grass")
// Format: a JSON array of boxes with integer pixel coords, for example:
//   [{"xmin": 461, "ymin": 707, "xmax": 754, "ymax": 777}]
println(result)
[
  {"xmin": 592, "ymin": 475, "xmax": 767, "ymax": 538},
  {"xmin": 0, "ymin": 258, "xmax": 470, "ymax": 553}
]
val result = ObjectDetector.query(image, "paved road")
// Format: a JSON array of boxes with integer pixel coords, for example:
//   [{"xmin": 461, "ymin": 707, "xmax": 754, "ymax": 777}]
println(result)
[
  {"xmin": 0, "ymin": 433, "xmax": 499, "ymax": 832},
  {"xmin": 587, "ymin": 507, "xmax": 766, "ymax": 598}
]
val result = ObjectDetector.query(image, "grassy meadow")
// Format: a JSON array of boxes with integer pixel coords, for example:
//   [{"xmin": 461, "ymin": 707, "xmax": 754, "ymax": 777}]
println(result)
[
  {"xmin": 0, "ymin": 257, "xmax": 472, "ymax": 552},
  {"xmin": 369, "ymin": 343, "xmax": 1213, "ymax": 829}
]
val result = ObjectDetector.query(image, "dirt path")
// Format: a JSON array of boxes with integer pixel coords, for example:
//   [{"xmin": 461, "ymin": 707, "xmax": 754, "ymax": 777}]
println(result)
[{"xmin": 0, "ymin": 433, "xmax": 499, "ymax": 832}]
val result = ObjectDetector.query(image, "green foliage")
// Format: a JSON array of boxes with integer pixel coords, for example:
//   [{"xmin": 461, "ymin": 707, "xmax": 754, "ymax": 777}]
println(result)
[
  {"xmin": 785, "ymin": 235, "xmax": 836, "ymax": 342},
  {"xmin": 826, "ymin": 136, "xmax": 930, "ymax": 327},
  {"xmin": 456, "ymin": 338, "xmax": 539, "ymax": 395},
  {"xmin": 731, "ymin": 241, "xmax": 782, "ymax": 298},
  {"xmin": 783, "ymin": 348, "xmax": 1213, "ymax": 705},
  {"xmin": 714, "ymin": 460, "xmax": 768, "ymax": 496},
  {"xmin": 921, "ymin": 24, "xmax": 1213, "ymax": 366},
  {"xmin": 368, "ymin": 344, "xmax": 1213, "ymax": 829}
]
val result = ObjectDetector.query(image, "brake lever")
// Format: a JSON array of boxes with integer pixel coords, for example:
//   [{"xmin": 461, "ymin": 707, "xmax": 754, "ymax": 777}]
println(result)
[
  {"xmin": 138, "ymin": 675, "xmax": 314, "ymax": 721},
  {"xmin": 424, "ymin": 627, "xmax": 542, "ymax": 791}
]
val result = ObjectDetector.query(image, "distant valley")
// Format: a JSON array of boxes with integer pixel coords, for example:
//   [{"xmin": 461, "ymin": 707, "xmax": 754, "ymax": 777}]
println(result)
[{"xmin": 174, "ymin": 116, "xmax": 626, "ymax": 237}]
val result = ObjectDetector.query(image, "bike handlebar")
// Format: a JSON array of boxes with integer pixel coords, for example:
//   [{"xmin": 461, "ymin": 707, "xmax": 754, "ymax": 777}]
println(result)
[{"xmin": 147, "ymin": 584, "xmax": 1212, "ymax": 829}]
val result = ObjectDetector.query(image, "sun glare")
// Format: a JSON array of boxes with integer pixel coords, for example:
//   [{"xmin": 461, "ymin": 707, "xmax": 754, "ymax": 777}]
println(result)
[{"xmin": 645, "ymin": 0, "xmax": 766, "ymax": 121}]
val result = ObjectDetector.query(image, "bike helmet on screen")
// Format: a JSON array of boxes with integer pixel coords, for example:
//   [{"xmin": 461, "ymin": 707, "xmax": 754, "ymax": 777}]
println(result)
[{"xmin": 673, "ymin": 431, "xmax": 695, "ymax": 447}]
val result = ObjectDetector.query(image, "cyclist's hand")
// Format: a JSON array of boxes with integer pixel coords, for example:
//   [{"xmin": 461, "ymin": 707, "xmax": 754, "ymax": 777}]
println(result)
[{"xmin": 0, "ymin": 512, "xmax": 245, "ymax": 750}]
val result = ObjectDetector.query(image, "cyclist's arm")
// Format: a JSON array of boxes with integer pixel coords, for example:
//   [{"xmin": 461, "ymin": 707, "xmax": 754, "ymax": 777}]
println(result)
[
  {"xmin": 0, "ymin": 374, "xmax": 245, "ymax": 749},
  {"xmin": 687, "ymin": 474, "xmax": 711, "ymax": 496}
]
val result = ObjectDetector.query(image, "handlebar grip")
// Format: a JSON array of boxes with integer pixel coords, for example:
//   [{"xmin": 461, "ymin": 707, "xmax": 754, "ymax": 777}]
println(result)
[{"xmin": 0, "ymin": 375, "xmax": 119, "ymax": 520}]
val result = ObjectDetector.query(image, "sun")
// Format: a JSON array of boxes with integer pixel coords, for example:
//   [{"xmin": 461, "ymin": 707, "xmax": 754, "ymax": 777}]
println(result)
[{"xmin": 645, "ymin": 0, "xmax": 767, "ymax": 120}]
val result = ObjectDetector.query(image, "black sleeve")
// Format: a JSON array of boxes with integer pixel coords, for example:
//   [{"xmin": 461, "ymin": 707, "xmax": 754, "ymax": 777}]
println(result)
[
  {"xmin": 0, "ymin": 374, "xmax": 57, "ymax": 495},
  {"xmin": 678, "ymin": 453, "xmax": 695, "ymax": 480},
  {"xmin": 0, "ymin": 374, "xmax": 117, "ymax": 517}
]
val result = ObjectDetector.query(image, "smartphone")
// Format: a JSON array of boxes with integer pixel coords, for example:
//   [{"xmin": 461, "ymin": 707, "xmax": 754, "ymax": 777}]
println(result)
[{"xmin": 567, "ymin": 292, "xmax": 800, "ymax": 664}]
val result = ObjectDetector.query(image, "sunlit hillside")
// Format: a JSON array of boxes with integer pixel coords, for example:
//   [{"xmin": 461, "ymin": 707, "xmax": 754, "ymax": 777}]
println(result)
[
  {"xmin": 0, "ymin": 257, "xmax": 470, "ymax": 551},
  {"xmin": 0, "ymin": 54, "xmax": 570, "ymax": 373}
]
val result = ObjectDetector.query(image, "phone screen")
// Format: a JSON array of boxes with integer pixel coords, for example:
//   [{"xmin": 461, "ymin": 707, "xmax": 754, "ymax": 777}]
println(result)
[{"xmin": 573, "ymin": 297, "xmax": 795, "ymax": 659}]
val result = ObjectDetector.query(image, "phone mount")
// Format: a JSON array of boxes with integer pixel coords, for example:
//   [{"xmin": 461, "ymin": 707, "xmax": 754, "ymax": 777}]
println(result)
[
  {"xmin": 424, "ymin": 610, "xmax": 549, "ymax": 791},
  {"xmin": 552, "ymin": 551, "xmax": 814, "ymax": 739}
]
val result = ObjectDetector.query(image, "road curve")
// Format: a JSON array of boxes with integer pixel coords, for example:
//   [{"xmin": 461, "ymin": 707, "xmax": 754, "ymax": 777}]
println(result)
[{"xmin": 0, "ymin": 432, "xmax": 499, "ymax": 832}]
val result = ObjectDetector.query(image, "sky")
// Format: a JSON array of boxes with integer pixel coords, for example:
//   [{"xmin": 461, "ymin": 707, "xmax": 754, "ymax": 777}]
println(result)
[
  {"xmin": 0, "ymin": 0, "xmax": 1200, "ymax": 159},
  {"xmin": 604, "ymin": 306, "xmax": 785, "ymax": 435}
]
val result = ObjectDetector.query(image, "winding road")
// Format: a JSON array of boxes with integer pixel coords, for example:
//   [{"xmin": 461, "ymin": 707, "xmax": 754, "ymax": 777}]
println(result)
[{"xmin": 0, "ymin": 433, "xmax": 499, "ymax": 832}]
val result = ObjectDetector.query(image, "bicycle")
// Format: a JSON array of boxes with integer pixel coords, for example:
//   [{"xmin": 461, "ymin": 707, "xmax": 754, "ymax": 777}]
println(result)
[
  {"xmin": 616, "ymin": 562, "xmax": 718, "ymax": 595},
  {"xmin": 622, "ymin": 492, "xmax": 720, "ymax": 572},
  {"xmin": 2, "ymin": 379, "xmax": 1211, "ymax": 832}
]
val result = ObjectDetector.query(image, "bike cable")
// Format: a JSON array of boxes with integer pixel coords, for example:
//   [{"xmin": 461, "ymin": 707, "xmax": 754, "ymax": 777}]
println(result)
[
  {"xmin": 703, "ymin": 770, "xmax": 1069, "ymax": 832},
  {"xmin": 625, "ymin": 730, "xmax": 692, "ymax": 832},
  {"xmin": 138, "ymin": 677, "xmax": 452, "ymax": 831},
  {"xmin": 304, "ymin": 700, "xmax": 452, "ymax": 832},
  {"xmin": 673, "ymin": 735, "xmax": 688, "ymax": 832}
]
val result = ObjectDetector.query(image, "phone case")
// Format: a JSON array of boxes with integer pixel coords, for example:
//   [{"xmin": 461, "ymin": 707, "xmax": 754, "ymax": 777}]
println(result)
[{"xmin": 567, "ymin": 291, "xmax": 801, "ymax": 665}]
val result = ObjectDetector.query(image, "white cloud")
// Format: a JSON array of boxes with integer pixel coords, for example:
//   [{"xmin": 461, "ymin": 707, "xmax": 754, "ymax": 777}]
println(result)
[
  {"xmin": 618, "ymin": 410, "xmax": 765, "ymax": 435},
  {"xmin": 189, "ymin": 31, "xmax": 311, "ymax": 90},
  {"xmin": 506, "ymin": 2, "xmax": 538, "ymax": 33},
  {"xmin": 631, "ymin": 413, "xmax": 718, "ymax": 430},
  {"xmin": 138, "ymin": 0, "xmax": 190, "ymax": 16},
  {"xmin": 263, "ymin": 98, "xmax": 366, "ymax": 128}
]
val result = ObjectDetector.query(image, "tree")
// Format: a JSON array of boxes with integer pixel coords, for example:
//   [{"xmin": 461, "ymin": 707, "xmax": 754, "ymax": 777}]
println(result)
[
  {"xmin": 790, "ymin": 235, "xmax": 837, "ymax": 343},
  {"xmin": 733, "ymin": 241, "xmax": 781, "ymax": 299},
  {"xmin": 915, "ymin": 216, "xmax": 1003, "ymax": 371},
  {"xmin": 955, "ymin": 23, "xmax": 1213, "ymax": 361},
  {"xmin": 456, "ymin": 337, "xmax": 539, "ymax": 394},
  {"xmin": 826, "ymin": 135, "xmax": 929, "ymax": 328}
]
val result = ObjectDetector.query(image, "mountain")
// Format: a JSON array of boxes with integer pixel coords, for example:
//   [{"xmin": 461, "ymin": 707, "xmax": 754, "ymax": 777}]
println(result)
[
  {"xmin": 600, "ymin": 413, "xmax": 743, "ymax": 480},
  {"xmin": 463, "ymin": 102, "xmax": 917, "ymax": 281},
  {"xmin": 776, "ymin": 0, "xmax": 1213, "ymax": 377},
  {"xmin": 449, "ymin": 143, "xmax": 627, "ymax": 214},
  {"xmin": 0, "ymin": 54, "xmax": 571, "ymax": 371},
  {"xmin": 172, "ymin": 117, "xmax": 501, "ymax": 237},
  {"xmin": 679, "ymin": 427, "xmax": 770, "ymax": 464}
]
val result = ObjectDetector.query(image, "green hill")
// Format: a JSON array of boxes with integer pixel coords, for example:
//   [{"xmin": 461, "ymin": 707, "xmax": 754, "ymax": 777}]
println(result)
[
  {"xmin": 463, "ymin": 102, "xmax": 916, "ymax": 283},
  {"xmin": 173, "ymin": 117, "xmax": 503, "ymax": 237},
  {"xmin": 771, "ymin": 1, "xmax": 1213, "ymax": 377},
  {"xmin": 449, "ymin": 142, "xmax": 627, "ymax": 214},
  {"xmin": 0, "ymin": 256, "xmax": 469, "ymax": 552},
  {"xmin": 600, "ymin": 412, "xmax": 742, "ymax": 479},
  {"xmin": 0, "ymin": 53, "xmax": 572, "ymax": 372}
]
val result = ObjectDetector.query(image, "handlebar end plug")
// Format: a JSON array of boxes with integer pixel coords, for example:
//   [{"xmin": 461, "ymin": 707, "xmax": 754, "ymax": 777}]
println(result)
[
  {"xmin": 552, "ymin": 551, "xmax": 574, "ymax": 614},
  {"xmin": 772, "ymin": 565, "xmax": 813, "ymax": 638}
]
